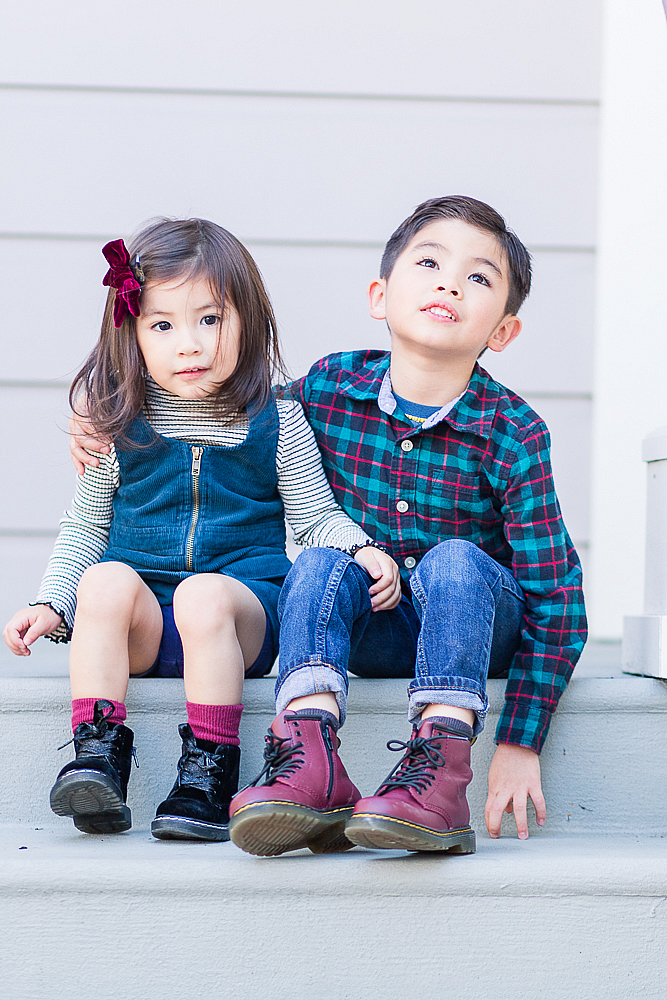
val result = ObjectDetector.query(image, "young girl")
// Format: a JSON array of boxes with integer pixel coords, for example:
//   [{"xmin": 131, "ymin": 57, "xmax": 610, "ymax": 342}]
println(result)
[{"xmin": 3, "ymin": 218, "xmax": 399, "ymax": 842}]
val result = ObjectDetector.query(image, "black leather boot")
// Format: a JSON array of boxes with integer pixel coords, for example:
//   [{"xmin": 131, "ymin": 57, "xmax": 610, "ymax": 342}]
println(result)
[
  {"xmin": 50, "ymin": 700, "xmax": 134, "ymax": 834},
  {"xmin": 151, "ymin": 723, "xmax": 240, "ymax": 842}
]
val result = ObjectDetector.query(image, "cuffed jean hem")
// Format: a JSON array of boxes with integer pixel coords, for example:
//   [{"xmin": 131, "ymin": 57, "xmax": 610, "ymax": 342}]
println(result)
[
  {"xmin": 275, "ymin": 661, "xmax": 349, "ymax": 725},
  {"xmin": 407, "ymin": 679, "xmax": 488, "ymax": 734}
]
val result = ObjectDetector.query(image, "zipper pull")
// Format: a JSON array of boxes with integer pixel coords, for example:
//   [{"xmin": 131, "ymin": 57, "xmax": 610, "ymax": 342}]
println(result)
[
  {"xmin": 191, "ymin": 446, "xmax": 203, "ymax": 475},
  {"xmin": 323, "ymin": 726, "xmax": 334, "ymax": 751}
]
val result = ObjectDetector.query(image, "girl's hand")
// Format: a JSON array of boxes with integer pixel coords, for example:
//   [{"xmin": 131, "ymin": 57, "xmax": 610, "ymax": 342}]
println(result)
[
  {"xmin": 3, "ymin": 605, "xmax": 63, "ymax": 656},
  {"xmin": 69, "ymin": 412, "xmax": 110, "ymax": 475},
  {"xmin": 353, "ymin": 546, "xmax": 402, "ymax": 611}
]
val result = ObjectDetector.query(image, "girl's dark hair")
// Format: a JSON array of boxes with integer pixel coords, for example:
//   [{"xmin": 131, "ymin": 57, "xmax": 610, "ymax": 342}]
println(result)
[
  {"xmin": 70, "ymin": 218, "xmax": 286, "ymax": 444},
  {"xmin": 380, "ymin": 195, "xmax": 532, "ymax": 316}
]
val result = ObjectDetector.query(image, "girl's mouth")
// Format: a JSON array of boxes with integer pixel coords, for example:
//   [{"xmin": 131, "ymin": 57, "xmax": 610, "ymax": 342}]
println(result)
[{"xmin": 176, "ymin": 367, "xmax": 209, "ymax": 380}]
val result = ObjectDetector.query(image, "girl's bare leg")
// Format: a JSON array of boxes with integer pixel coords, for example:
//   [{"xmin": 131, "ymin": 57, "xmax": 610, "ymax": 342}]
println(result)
[
  {"xmin": 172, "ymin": 574, "xmax": 266, "ymax": 705},
  {"xmin": 69, "ymin": 562, "xmax": 163, "ymax": 701}
]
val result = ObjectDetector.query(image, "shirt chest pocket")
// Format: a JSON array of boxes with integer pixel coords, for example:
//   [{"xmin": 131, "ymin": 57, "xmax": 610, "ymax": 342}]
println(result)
[{"xmin": 422, "ymin": 470, "xmax": 493, "ymax": 524}]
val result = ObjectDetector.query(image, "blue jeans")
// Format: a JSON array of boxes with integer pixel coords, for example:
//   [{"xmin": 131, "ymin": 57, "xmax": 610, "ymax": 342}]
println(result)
[{"xmin": 276, "ymin": 540, "xmax": 525, "ymax": 734}]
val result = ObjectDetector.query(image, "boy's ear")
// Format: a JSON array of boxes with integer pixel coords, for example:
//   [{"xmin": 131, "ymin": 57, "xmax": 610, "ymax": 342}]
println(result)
[
  {"xmin": 486, "ymin": 315, "xmax": 522, "ymax": 354},
  {"xmin": 368, "ymin": 279, "xmax": 387, "ymax": 320}
]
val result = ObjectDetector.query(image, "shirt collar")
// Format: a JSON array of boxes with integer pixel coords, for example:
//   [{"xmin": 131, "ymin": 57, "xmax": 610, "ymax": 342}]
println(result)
[
  {"xmin": 340, "ymin": 357, "xmax": 499, "ymax": 439},
  {"xmin": 336, "ymin": 352, "xmax": 391, "ymax": 401}
]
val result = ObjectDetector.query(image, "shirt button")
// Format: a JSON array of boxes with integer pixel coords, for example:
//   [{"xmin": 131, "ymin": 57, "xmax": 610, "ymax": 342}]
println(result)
[
  {"xmin": 401, "ymin": 440, "xmax": 413, "ymax": 452},
  {"xmin": 404, "ymin": 556, "xmax": 416, "ymax": 569},
  {"xmin": 396, "ymin": 500, "xmax": 409, "ymax": 513}
]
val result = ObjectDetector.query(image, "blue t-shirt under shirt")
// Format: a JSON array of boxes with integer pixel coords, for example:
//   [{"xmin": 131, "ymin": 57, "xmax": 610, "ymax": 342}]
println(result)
[{"xmin": 392, "ymin": 392, "xmax": 442, "ymax": 425}]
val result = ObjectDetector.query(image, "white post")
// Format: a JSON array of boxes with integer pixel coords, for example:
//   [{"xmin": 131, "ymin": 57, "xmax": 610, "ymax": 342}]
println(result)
[
  {"xmin": 587, "ymin": 0, "xmax": 667, "ymax": 639},
  {"xmin": 623, "ymin": 428, "xmax": 667, "ymax": 677}
]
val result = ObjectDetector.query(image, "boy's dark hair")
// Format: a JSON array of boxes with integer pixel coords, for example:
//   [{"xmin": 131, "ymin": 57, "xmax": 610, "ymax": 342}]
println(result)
[
  {"xmin": 380, "ymin": 196, "xmax": 532, "ymax": 316},
  {"xmin": 71, "ymin": 218, "xmax": 286, "ymax": 445}
]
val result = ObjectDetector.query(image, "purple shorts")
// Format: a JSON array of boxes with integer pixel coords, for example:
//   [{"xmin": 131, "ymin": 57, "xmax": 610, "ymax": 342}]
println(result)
[{"xmin": 137, "ymin": 604, "xmax": 276, "ymax": 679}]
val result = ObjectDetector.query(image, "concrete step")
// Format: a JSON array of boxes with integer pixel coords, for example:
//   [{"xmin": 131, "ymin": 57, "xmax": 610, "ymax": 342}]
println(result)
[
  {"xmin": 1, "ymin": 675, "xmax": 666, "ymax": 835},
  {"xmin": 2, "ymin": 823, "xmax": 666, "ymax": 1000}
]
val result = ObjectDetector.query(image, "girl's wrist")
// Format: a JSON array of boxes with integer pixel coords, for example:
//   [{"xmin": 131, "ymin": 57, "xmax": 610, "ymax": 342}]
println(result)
[{"xmin": 349, "ymin": 540, "xmax": 388, "ymax": 557}]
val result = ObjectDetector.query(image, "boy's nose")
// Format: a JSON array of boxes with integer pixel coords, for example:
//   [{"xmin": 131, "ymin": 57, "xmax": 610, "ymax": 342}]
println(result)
[{"xmin": 435, "ymin": 282, "xmax": 460, "ymax": 297}]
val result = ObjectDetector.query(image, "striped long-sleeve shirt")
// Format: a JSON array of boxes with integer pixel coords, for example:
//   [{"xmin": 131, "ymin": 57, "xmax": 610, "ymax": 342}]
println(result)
[{"xmin": 36, "ymin": 378, "xmax": 372, "ymax": 639}]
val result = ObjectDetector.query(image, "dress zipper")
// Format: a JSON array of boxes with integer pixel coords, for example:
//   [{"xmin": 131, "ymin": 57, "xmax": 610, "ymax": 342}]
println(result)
[{"xmin": 185, "ymin": 446, "xmax": 203, "ymax": 571}]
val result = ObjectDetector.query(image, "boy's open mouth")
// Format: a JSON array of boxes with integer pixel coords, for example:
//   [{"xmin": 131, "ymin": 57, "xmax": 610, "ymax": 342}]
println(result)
[{"xmin": 422, "ymin": 302, "xmax": 459, "ymax": 322}]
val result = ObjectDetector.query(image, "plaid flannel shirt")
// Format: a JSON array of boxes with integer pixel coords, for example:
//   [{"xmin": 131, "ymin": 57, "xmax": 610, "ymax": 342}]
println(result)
[{"xmin": 290, "ymin": 350, "xmax": 587, "ymax": 754}]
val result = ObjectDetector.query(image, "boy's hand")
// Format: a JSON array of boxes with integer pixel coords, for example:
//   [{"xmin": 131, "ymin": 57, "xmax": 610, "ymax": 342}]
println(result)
[
  {"xmin": 69, "ymin": 412, "xmax": 110, "ymax": 475},
  {"xmin": 3, "ymin": 605, "xmax": 63, "ymax": 656},
  {"xmin": 353, "ymin": 546, "xmax": 402, "ymax": 611},
  {"xmin": 485, "ymin": 743, "xmax": 546, "ymax": 840}
]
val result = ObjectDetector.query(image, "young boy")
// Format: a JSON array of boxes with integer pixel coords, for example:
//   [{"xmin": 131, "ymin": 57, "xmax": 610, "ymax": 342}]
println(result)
[{"xmin": 226, "ymin": 196, "xmax": 587, "ymax": 856}]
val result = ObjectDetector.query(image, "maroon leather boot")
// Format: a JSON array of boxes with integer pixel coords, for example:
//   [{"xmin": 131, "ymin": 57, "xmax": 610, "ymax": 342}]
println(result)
[
  {"xmin": 228, "ymin": 710, "xmax": 361, "ymax": 856},
  {"xmin": 345, "ymin": 718, "xmax": 476, "ymax": 853}
]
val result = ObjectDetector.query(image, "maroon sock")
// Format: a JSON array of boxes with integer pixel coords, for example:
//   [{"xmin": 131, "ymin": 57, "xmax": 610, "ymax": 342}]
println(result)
[
  {"xmin": 186, "ymin": 702, "xmax": 243, "ymax": 747},
  {"xmin": 71, "ymin": 698, "xmax": 126, "ymax": 732}
]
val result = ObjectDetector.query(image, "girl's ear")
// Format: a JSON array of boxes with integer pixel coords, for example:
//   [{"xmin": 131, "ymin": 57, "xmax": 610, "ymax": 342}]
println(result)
[
  {"xmin": 486, "ymin": 315, "xmax": 522, "ymax": 354},
  {"xmin": 368, "ymin": 279, "xmax": 387, "ymax": 320}
]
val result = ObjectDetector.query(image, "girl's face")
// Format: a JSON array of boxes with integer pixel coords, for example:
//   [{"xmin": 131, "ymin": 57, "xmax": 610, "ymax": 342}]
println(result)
[{"xmin": 135, "ymin": 276, "xmax": 241, "ymax": 399}]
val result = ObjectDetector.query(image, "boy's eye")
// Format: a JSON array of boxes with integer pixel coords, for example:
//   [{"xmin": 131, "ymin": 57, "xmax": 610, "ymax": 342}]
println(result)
[
  {"xmin": 201, "ymin": 314, "xmax": 220, "ymax": 326},
  {"xmin": 153, "ymin": 321, "xmax": 172, "ymax": 332},
  {"xmin": 417, "ymin": 257, "xmax": 438, "ymax": 269},
  {"xmin": 470, "ymin": 273, "xmax": 491, "ymax": 286}
]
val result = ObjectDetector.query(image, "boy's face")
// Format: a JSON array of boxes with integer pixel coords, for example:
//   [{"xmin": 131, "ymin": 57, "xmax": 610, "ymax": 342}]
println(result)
[{"xmin": 368, "ymin": 218, "xmax": 521, "ymax": 363}]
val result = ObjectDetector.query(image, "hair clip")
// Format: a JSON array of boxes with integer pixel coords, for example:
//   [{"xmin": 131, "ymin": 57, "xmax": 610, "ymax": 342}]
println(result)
[
  {"xmin": 102, "ymin": 239, "xmax": 142, "ymax": 328},
  {"xmin": 131, "ymin": 255, "xmax": 145, "ymax": 284}
]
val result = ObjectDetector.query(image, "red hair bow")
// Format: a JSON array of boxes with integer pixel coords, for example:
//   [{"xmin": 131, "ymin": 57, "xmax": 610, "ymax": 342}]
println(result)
[{"xmin": 102, "ymin": 239, "xmax": 143, "ymax": 328}]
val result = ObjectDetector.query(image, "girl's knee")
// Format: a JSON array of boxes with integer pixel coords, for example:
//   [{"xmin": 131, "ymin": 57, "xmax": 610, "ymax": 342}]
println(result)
[
  {"xmin": 173, "ymin": 575, "xmax": 238, "ymax": 633},
  {"xmin": 76, "ymin": 562, "xmax": 144, "ymax": 612}
]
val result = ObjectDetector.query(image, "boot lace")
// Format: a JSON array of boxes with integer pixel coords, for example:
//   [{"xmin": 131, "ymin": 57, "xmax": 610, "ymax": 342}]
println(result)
[
  {"xmin": 56, "ymin": 701, "xmax": 115, "ymax": 751},
  {"xmin": 176, "ymin": 746, "xmax": 223, "ymax": 790},
  {"xmin": 376, "ymin": 734, "xmax": 447, "ymax": 796},
  {"xmin": 244, "ymin": 731, "xmax": 305, "ymax": 788},
  {"xmin": 57, "ymin": 703, "xmax": 138, "ymax": 766}
]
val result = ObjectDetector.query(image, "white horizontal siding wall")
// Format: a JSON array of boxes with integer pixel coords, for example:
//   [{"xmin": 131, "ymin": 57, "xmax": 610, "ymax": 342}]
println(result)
[{"xmin": 0, "ymin": 0, "xmax": 602, "ymax": 666}]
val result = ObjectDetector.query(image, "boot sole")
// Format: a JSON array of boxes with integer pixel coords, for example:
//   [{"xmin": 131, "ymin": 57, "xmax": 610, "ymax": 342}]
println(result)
[
  {"xmin": 151, "ymin": 815, "xmax": 230, "ymax": 842},
  {"xmin": 50, "ymin": 769, "xmax": 131, "ymax": 834},
  {"xmin": 229, "ymin": 801, "xmax": 356, "ymax": 857},
  {"xmin": 345, "ymin": 813, "xmax": 476, "ymax": 854}
]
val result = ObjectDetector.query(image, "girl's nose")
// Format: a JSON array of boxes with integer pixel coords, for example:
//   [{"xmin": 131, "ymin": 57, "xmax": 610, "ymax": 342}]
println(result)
[{"xmin": 177, "ymin": 328, "xmax": 203, "ymax": 353}]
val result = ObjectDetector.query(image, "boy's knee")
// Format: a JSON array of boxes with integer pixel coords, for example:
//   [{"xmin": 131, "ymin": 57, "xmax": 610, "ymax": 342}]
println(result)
[
  {"xmin": 283, "ymin": 547, "xmax": 355, "ymax": 595},
  {"xmin": 413, "ymin": 539, "xmax": 486, "ymax": 587},
  {"xmin": 279, "ymin": 547, "xmax": 370, "ymax": 616}
]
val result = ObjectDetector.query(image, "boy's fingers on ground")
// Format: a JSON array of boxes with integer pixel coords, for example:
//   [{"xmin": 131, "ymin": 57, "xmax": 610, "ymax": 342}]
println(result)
[
  {"xmin": 485, "ymin": 792, "xmax": 509, "ymax": 838},
  {"xmin": 512, "ymin": 791, "xmax": 530, "ymax": 839},
  {"xmin": 531, "ymin": 787, "xmax": 547, "ymax": 826}
]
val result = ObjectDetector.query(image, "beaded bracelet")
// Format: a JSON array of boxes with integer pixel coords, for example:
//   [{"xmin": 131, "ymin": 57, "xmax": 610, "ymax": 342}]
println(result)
[{"xmin": 348, "ymin": 540, "xmax": 389, "ymax": 557}]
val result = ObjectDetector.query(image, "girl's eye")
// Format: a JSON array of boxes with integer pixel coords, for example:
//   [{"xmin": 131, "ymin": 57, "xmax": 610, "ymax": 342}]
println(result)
[
  {"xmin": 153, "ymin": 321, "xmax": 172, "ymax": 332},
  {"xmin": 417, "ymin": 257, "xmax": 438, "ymax": 269},
  {"xmin": 201, "ymin": 314, "xmax": 220, "ymax": 326},
  {"xmin": 470, "ymin": 273, "xmax": 491, "ymax": 286}
]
